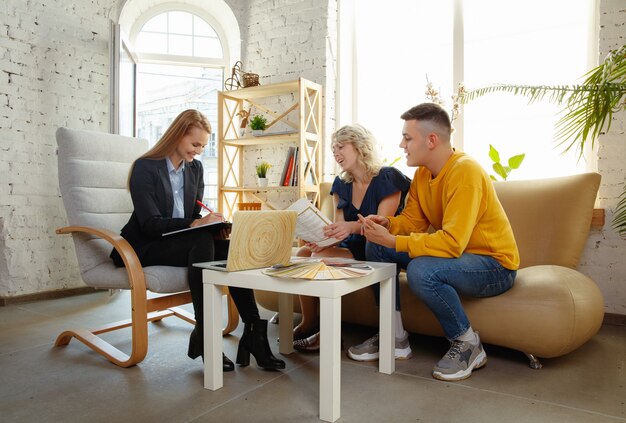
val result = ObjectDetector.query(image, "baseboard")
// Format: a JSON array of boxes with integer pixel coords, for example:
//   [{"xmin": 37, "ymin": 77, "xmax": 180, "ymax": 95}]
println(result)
[
  {"xmin": 603, "ymin": 313, "xmax": 626, "ymax": 326},
  {"xmin": 0, "ymin": 287, "xmax": 99, "ymax": 307}
]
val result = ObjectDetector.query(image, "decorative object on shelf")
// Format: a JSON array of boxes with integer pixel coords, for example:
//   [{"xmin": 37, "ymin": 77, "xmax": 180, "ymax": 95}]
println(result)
[
  {"xmin": 238, "ymin": 202, "xmax": 262, "ymax": 211},
  {"xmin": 224, "ymin": 61, "xmax": 260, "ymax": 91},
  {"xmin": 256, "ymin": 161, "xmax": 272, "ymax": 187},
  {"xmin": 250, "ymin": 114, "xmax": 268, "ymax": 136},
  {"xmin": 236, "ymin": 108, "xmax": 251, "ymax": 136},
  {"xmin": 242, "ymin": 71, "xmax": 260, "ymax": 88}
]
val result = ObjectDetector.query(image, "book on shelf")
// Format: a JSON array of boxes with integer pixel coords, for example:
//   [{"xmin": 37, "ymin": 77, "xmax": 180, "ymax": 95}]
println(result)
[
  {"xmin": 286, "ymin": 198, "xmax": 341, "ymax": 247},
  {"xmin": 283, "ymin": 147, "xmax": 297, "ymax": 186},
  {"xmin": 304, "ymin": 161, "xmax": 314, "ymax": 185},
  {"xmin": 290, "ymin": 147, "xmax": 299, "ymax": 186},
  {"xmin": 279, "ymin": 146, "xmax": 295, "ymax": 186}
]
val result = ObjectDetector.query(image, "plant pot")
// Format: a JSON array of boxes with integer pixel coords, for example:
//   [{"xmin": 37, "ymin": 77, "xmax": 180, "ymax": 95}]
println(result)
[
  {"xmin": 252, "ymin": 129, "xmax": 264, "ymax": 136},
  {"xmin": 257, "ymin": 177, "xmax": 268, "ymax": 187}
]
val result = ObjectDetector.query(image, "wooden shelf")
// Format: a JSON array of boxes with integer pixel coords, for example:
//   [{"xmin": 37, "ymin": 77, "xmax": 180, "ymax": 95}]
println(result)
[
  {"xmin": 221, "ymin": 186, "xmax": 300, "ymax": 192},
  {"xmin": 223, "ymin": 131, "xmax": 320, "ymax": 146},
  {"xmin": 221, "ymin": 79, "xmax": 303, "ymax": 100},
  {"xmin": 217, "ymin": 78, "xmax": 323, "ymax": 219}
]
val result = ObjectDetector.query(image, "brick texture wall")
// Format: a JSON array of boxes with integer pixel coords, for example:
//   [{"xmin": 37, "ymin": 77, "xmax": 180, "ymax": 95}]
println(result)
[
  {"xmin": 226, "ymin": 0, "xmax": 336, "ymax": 209},
  {"xmin": 578, "ymin": 0, "xmax": 626, "ymax": 315},
  {"xmin": 1, "ymin": 0, "xmax": 113, "ymax": 296}
]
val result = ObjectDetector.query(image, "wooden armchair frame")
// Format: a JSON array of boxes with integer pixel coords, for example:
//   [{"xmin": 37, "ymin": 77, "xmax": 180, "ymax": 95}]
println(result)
[{"xmin": 55, "ymin": 225, "xmax": 239, "ymax": 367}]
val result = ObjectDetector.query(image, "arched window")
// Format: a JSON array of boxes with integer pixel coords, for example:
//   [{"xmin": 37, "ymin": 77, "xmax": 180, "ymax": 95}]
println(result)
[
  {"xmin": 115, "ymin": 0, "xmax": 240, "ymax": 208},
  {"xmin": 135, "ymin": 11, "xmax": 223, "ymax": 58}
]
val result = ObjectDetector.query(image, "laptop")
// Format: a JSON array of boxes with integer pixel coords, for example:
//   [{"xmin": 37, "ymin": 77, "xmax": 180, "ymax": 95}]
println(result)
[{"xmin": 198, "ymin": 210, "xmax": 297, "ymax": 272}]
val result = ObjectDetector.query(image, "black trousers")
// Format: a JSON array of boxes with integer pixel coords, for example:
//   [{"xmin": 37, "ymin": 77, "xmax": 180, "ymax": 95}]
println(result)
[{"xmin": 138, "ymin": 229, "xmax": 260, "ymax": 326}]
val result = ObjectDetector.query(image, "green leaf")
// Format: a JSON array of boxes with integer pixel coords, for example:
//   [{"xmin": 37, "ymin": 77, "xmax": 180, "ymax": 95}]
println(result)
[
  {"xmin": 508, "ymin": 154, "xmax": 526, "ymax": 169},
  {"xmin": 493, "ymin": 162, "xmax": 508, "ymax": 180},
  {"xmin": 488, "ymin": 144, "xmax": 500, "ymax": 163},
  {"xmin": 490, "ymin": 175, "xmax": 497, "ymax": 182},
  {"xmin": 387, "ymin": 157, "xmax": 401, "ymax": 167},
  {"xmin": 462, "ymin": 45, "xmax": 626, "ymax": 232}
]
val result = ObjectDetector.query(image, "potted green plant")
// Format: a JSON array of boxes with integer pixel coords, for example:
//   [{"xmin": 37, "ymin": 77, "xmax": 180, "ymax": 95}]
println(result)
[
  {"xmin": 250, "ymin": 115, "xmax": 268, "ymax": 136},
  {"xmin": 461, "ymin": 45, "xmax": 626, "ymax": 236},
  {"xmin": 255, "ymin": 161, "xmax": 272, "ymax": 186}
]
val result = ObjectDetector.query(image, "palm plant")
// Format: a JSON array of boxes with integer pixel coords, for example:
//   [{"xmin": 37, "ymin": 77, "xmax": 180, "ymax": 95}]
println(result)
[{"xmin": 461, "ymin": 45, "xmax": 626, "ymax": 236}]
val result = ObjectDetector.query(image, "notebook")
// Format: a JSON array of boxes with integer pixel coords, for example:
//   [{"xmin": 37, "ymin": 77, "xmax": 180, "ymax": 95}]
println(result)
[{"xmin": 199, "ymin": 210, "xmax": 297, "ymax": 272}]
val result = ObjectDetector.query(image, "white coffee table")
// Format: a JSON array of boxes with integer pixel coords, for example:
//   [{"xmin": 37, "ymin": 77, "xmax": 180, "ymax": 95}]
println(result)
[{"xmin": 195, "ymin": 261, "xmax": 396, "ymax": 422}]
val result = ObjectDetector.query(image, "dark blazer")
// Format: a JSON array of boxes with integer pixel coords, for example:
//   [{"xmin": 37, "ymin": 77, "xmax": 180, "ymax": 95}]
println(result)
[{"xmin": 111, "ymin": 157, "xmax": 204, "ymax": 266}]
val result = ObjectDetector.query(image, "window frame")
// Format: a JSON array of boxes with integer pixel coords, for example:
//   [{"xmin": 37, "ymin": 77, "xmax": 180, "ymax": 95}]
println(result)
[{"xmin": 337, "ymin": 0, "xmax": 600, "ymax": 176}]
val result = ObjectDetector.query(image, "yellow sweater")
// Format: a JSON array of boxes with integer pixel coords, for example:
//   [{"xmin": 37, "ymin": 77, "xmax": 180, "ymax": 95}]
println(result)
[{"xmin": 389, "ymin": 152, "xmax": 520, "ymax": 270}]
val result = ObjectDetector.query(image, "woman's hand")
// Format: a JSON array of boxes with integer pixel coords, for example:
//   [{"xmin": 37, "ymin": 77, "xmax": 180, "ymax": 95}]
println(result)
[
  {"xmin": 190, "ymin": 212, "xmax": 225, "ymax": 228},
  {"xmin": 304, "ymin": 241, "xmax": 330, "ymax": 254},
  {"xmin": 214, "ymin": 227, "xmax": 231, "ymax": 240},
  {"xmin": 322, "ymin": 221, "xmax": 355, "ymax": 241}
]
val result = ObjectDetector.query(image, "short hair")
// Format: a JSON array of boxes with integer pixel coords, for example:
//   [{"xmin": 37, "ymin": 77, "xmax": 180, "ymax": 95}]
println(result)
[
  {"xmin": 331, "ymin": 124, "xmax": 382, "ymax": 183},
  {"xmin": 400, "ymin": 103, "xmax": 452, "ymax": 140}
]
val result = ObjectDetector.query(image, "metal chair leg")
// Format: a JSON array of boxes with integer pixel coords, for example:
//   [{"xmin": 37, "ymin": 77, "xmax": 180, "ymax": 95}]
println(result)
[{"xmin": 525, "ymin": 353, "xmax": 543, "ymax": 369}]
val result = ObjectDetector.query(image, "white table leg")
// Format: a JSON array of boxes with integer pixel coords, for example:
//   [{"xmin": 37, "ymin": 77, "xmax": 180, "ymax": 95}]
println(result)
[
  {"xmin": 319, "ymin": 297, "xmax": 341, "ymax": 422},
  {"xmin": 378, "ymin": 276, "xmax": 395, "ymax": 375},
  {"xmin": 203, "ymin": 279, "xmax": 223, "ymax": 390},
  {"xmin": 278, "ymin": 293, "xmax": 294, "ymax": 355}
]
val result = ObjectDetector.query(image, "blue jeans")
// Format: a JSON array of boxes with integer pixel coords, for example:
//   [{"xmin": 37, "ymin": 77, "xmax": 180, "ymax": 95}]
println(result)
[{"xmin": 365, "ymin": 242, "xmax": 516, "ymax": 339}]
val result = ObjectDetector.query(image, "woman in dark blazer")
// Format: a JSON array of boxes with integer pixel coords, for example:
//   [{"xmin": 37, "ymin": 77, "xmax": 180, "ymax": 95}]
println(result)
[{"xmin": 111, "ymin": 109, "xmax": 284, "ymax": 371}]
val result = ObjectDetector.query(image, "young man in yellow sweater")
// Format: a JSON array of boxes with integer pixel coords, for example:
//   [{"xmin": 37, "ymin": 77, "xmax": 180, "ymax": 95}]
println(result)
[{"xmin": 350, "ymin": 102, "xmax": 520, "ymax": 381}]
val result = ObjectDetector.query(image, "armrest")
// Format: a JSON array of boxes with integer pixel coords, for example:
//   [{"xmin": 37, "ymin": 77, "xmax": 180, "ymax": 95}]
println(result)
[{"xmin": 56, "ymin": 225, "xmax": 146, "ymax": 291}]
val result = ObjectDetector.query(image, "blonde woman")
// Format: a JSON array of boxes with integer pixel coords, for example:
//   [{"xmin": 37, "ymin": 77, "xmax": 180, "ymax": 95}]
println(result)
[
  {"xmin": 110, "ymin": 110, "xmax": 284, "ymax": 372},
  {"xmin": 293, "ymin": 124, "xmax": 412, "ymax": 360}
]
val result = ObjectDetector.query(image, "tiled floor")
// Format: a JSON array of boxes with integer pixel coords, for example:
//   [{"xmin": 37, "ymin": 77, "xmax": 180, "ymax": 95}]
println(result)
[{"xmin": 0, "ymin": 290, "xmax": 624, "ymax": 422}]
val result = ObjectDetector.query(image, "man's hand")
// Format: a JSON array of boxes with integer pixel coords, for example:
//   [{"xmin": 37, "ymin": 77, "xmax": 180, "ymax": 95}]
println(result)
[{"xmin": 357, "ymin": 214, "xmax": 396, "ymax": 249}]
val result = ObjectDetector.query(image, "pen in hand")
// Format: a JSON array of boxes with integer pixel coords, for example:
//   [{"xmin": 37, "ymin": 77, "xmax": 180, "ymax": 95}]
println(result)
[{"xmin": 196, "ymin": 200, "xmax": 214, "ymax": 216}]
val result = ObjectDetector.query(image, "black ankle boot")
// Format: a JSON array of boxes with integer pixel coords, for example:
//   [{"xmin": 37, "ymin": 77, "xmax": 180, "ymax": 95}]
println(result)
[
  {"xmin": 188, "ymin": 326, "xmax": 235, "ymax": 372},
  {"xmin": 236, "ymin": 319, "xmax": 286, "ymax": 370},
  {"xmin": 188, "ymin": 326, "xmax": 203, "ymax": 360}
]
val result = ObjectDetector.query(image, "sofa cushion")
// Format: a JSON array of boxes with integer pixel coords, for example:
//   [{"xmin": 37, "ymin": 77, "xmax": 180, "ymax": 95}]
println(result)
[{"xmin": 493, "ymin": 173, "xmax": 600, "ymax": 268}]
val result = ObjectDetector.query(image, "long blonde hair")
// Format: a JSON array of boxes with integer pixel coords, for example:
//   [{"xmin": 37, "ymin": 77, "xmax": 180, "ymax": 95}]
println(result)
[
  {"xmin": 127, "ymin": 109, "xmax": 212, "ymax": 188},
  {"xmin": 331, "ymin": 124, "xmax": 382, "ymax": 183}
]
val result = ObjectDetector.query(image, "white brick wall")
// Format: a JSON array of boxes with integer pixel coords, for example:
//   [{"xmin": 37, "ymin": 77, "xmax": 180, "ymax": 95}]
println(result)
[
  {"xmin": 1, "ymin": 0, "xmax": 625, "ymax": 317},
  {"xmin": 226, "ymin": 0, "xmax": 336, "ymax": 208},
  {"xmin": 577, "ymin": 0, "xmax": 626, "ymax": 315},
  {"xmin": 0, "ymin": 0, "xmax": 112, "ymax": 296}
]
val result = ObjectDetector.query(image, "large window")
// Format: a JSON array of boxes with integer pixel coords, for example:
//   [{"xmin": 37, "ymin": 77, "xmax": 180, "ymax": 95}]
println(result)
[
  {"xmin": 117, "ymin": 5, "xmax": 234, "ymax": 209},
  {"xmin": 345, "ymin": 0, "xmax": 596, "ymax": 180}
]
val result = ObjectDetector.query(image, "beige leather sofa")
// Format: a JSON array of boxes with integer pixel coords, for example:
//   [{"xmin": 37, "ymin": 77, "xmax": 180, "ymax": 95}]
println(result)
[{"xmin": 255, "ymin": 172, "xmax": 605, "ymax": 368}]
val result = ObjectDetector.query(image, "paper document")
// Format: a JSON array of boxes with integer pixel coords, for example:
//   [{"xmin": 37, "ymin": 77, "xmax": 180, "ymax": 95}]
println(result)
[
  {"xmin": 162, "ymin": 221, "xmax": 232, "ymax": 237},
  {"xmin": 286, "ymin": 198, "xmax": 341, "ymax": 247}
]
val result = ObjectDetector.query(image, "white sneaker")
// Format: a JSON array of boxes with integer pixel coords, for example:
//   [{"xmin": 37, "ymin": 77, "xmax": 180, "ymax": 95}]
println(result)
[{"xmin": 347, "ymin": 332, "xmax": 413, "ymax": 361}]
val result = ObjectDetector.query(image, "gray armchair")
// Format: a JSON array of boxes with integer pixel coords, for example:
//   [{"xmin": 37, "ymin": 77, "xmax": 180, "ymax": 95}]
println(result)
[{"xmin": 55, "ymin": 127, "xmax": 238, "ymax": 367}]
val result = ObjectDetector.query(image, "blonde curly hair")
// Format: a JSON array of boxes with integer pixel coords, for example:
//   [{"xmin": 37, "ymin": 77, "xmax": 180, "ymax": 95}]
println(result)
[{"xmin": 331, "ymin": 124, "xmax": 382, "ymax": 183}]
